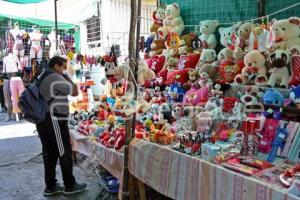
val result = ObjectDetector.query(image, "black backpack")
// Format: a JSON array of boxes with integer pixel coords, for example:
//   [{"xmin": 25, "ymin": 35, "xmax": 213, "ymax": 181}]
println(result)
[{"xmin": 18, "ymin": 71, "xmax": 53, "ymax": 124}]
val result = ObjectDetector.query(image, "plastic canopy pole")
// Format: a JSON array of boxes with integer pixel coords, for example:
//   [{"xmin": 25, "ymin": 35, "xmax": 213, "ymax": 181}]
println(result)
[{"xmin": 54, "ymin": 0, "xmax": 58, "ymax": 50}]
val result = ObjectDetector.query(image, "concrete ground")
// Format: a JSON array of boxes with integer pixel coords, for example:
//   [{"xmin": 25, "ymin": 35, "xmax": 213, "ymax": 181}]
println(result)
[{"xmin": 0, "ymin": 112, "xmax": 118, "ymax": 200}]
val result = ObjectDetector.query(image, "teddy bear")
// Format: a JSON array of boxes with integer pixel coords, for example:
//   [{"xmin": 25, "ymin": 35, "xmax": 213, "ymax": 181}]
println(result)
[
  {"xmin": 267, "ymin": 49, "xmax": 290, "ymax": 88},
  {"xmin": 163, "ymin": 3, "xmax": 185, "ymax": 35},
  {"xmin": 113, "ymin": 62, "xmax": 155, "ymax": 86},
  {"xmin": 179, "ymin": 32, "xmax": 196, "ymax": 54},
  {"xmin": 269, "ymin": 17, "xmax": 300, "ymax": 50},
  {"xmin": 219, "ymin": 26, "xmax": 235, "ymax": 48},
  {"xmin": 150, "ymin": 6, "xmax": 166, "ymax": 34},
  {"xmin": 196, "ymin": 49, "xmax": 218, "ymax": 80},
  {"xmin": 149, "ymin": 38, "xmax": 166, "ymax": 57},
  {"xmin": 199, "ymin": 20, "xmax": 219, "ymax": 49},
  {"xmin": 234, "ymin": 50, "xmax": 268, "ymax": 86},
  {"xmin": 137, "ymin": 62, "xmax": 156, "ymax": 86},
  {"xmin": 236, "ymin": 22, "xmax": 254, "ymax": 50}
]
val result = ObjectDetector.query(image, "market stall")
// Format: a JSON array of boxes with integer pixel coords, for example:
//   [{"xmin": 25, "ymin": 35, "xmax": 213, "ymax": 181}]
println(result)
[{"xmin": 63, "ymin": 0, "xmax": 300, "ymax": 199}]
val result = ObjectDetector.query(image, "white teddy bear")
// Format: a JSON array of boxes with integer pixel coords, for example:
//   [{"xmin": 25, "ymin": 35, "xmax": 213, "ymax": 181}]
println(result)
[
  {"xmin": 163, "ymin": 3, "xmax": 185, "ymax": 35},
  {"xmin": 219, "ymin": 26, "xmax": 235, "ymax": 47},
  {"xmin": 199, "ymin": 20, "xmax": 219, "ymax": 49},
  {"xmin": 269, "ymin": 17, "xmax": 300, "ymax": 49}
]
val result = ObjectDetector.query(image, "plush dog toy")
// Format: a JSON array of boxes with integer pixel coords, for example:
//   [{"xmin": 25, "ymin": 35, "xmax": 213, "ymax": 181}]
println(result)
[{"xmin": 267, "ymin": 49, "xmax": 290, "ymax": 88}]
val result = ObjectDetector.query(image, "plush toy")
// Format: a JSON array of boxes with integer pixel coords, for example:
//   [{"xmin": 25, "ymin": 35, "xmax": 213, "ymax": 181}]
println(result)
[
  {"xmin": 171, "ymin": 105, "xmax": 183, "ymax": 121},
  {"xmin": 158, "ymin": 103, "xmax": 172, "ymax": 125},
  {"xmin": 137, "ymin": 62, "xmax": 156, "ymax": 85},
  {"xmin": 177, "ymin": 53, "xmax": 200, "ymax": 70},
  {"xmin": 166, "ymin": 68, "xmax": 190, "ymax": 85},
  {"xmin": 289, "ymin": 47, "xmax": 300, "ymax": 87},
  {"xmin": 219, "ymin": 26, "xmax": 235, "ymax": 48},
  {"xmin": 163, "ymin": 32, "xmax": 180, "ymax": 59},
  {"xmin": 183, "ymin": 77, "xmax": 211, "ymax": 106},
  {"xmin": 237, "ymin": 22, "xmax": 254, "ymax": 50},
  {"xmin": 234, "ymin": 50, "xmax": 268, "ymax": 86},
  {"xmin": 167, "ymin": 83, "xmax": 185, "ymax": 103},
  {"xmin": 166, "ymin": 57, "xmax": 179, "ymax": 71},
  {"xmin": 263, "ymin": 90, "xmax": 284, "ymax": 107},
  {"xmin": 100, "ymin": 55, "xmax": 118, "ymax": 78},
  {"xmin": 145, "ymin": 55, "xmax": 166, "ymax": 74},
  {"xmin": 179, "ymin": 32, "xmax": 196, "ymax": 54},
  {"xmin": 157, "ymin": 26, "xmax": 169, "ymax": 40},
  {"xmin": 217, "ymin": 47, "xmax": 244, "ymax": 84},
  {"xmin": 163, "ymin": 3, "xmax": 185, "ymax": 35},
  {"xmin": 199, "ymin": 20, "xmax": 219, "ymax": 49},
  {"xmin": 149, "ymin": 38, "xmax": 166, "ymax": 57},
  {"xmin": 196, "ymin": 49, "xmax": 218, "ymax": 80},
  {"xmin": 269, "ymin": 17, "xmax": 300, "ymax": 50},
  {"xmin": 150, "ymin": 6, "xmax": 166, "ymax": 34},
  {"xmin": 290, "ymin": 86, "xmax": 300, "ymax": 108},
  {"xmin": 239, "ymin": 86, "xmax": 264, "ymax": 113},
  {"xmin": 267, "ymin": 49, "xmax": 290, "ymax": 88},
  {"xmin": 196, "ymin": 112, "xmax": 212, "ymax": 133},
  {"xmin": 144, "ymin": 34, "xmax": 155, "ymax": 59}
]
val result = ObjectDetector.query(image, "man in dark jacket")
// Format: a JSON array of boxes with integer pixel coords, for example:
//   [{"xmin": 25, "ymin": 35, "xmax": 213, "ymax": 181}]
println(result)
[{"xmin": 37, "ymin": 56, "xmax": 86, "ymax": 196}]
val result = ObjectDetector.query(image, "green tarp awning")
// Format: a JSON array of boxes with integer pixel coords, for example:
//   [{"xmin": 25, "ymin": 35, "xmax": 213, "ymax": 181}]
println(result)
[
  {"xmin": 2, "ymin": 0, "xmax": 46, "ymax": 3},
  {"xmin": 0, "ymin": 13, "xmax": 75, "ymax": 30}
]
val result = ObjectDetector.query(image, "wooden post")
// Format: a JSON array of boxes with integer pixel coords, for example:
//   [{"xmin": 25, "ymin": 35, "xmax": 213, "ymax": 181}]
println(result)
[{"xmin": 122, "ymin": 0, "xmax": 137, "ymax": 200}]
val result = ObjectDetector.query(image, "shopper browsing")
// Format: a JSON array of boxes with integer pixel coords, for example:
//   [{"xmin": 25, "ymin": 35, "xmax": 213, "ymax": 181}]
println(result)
[{"xmin": 36, "ymin": 56, "xmax": 86, "ymax": 196}]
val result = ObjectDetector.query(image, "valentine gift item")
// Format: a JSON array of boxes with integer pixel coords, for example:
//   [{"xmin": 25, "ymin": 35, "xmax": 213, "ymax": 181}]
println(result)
[
  {"xmin": 248, "ymin": 26, "xmax": 269, "ymax": 51},
  {"xmin": 267, "ymin": 122, "xmax": 289, "ymax": 162},
  {"xmin": 240, "ymin": 119, "xmax": 260, "ymax": 157},
  {"xmin": 163, "ymin": 3, "xmax": 185, "ymax": 35},
  {"xmin": 145, "ymin": 55, "xmax": 166, "ymax": 74},
  {"xmin": 269, "ymin": 17, "xmax": 300, "ymax": 50},
  {"xmin": 176, "ymin": 53, "xmax": 200, "ymax": 70},
  {"xmin": 289, "ymin": 51, "xmax": 300, "ymax": 87},
  {"xmin": 287, "ymin": 126, "xmax": 300, "ymax": 162},
  {"xmin": 236, "ymin": 22, "xmax": 254, "ymax": 50},
  {"xmin": 196, "ymin": 49, "xmax": 218, "ymax": 80},
  {"xmin": 199, "ymin": 20, "xmax": 219, "ymax": 49},
  {"xmin": 234, "ymin": 50, "xmax": 268, "ymax": 86},
  {"xmin": 166, "ymin": 68, "xmax": 190, "ymax": 85},
  {"xmin": 258, "ymin": 118, "xmax": 279, "ymax": 153},
  {"xmin": 150, "ymin": 6, "xmax": 166, "ymax": 34},
  {"xmin": 267, "ymin": 49, "xmax": 290, "ymax": 88},
  {"xmin": 279, "ymin": 164, "xmax": 300, "ymax": 188},
  {"xmin": 183, "ymin": 77, "xmax": 211, "ymax": 106},
  {"xmin": 219, "ymin": 26, "xmax": 235, "ymax": 48}
]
